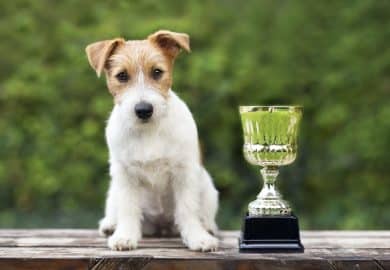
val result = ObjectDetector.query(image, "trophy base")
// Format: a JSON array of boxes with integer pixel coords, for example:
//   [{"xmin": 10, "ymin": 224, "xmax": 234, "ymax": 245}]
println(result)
[{"xmin": 239, "ymin": 213, "xmax": 304, "ymax": 253}]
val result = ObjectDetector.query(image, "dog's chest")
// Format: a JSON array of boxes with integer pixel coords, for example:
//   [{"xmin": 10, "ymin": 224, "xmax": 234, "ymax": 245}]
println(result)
[
  {"xmin": 131, "ymin": 159, "xmax": 176, "ymax": 221},
  {"xmin": 128, "ymin": 158, "xmax": 172, "ymax": 186},
  {"xmin": 111, "ymin": 124, "xmax": 179, "ymax": 161}
]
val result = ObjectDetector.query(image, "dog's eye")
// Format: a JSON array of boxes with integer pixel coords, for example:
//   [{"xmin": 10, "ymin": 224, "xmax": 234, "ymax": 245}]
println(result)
[
  {"xmin": 115, "ymin": 71, "xmax": 129, "ymax": 83},
  {"xmin": 151, "ymin": 68, "xmax": 164, "ymax": 80}
]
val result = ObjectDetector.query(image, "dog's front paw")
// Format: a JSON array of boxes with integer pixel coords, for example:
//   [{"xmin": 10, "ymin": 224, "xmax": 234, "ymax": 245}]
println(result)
[
  {"xmin": 183, "ymin": 231, "xmax": 219, "ymax": 252},
  {"xmin": 108, "ymin": 232, "xmax": 139, "ymax": 251},
  {"xmin": 99, "ymin": 217, "xmax": 116, "ymax": 237},
  {"xmin": 205, "ymin": 221, "xmax": 219, "ymax": 236}
]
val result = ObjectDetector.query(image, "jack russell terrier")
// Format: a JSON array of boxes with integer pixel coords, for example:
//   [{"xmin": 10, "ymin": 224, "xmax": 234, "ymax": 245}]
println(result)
[{"xmin": 85, "ymin": 30, "xmax": 219, "ymax": 251}]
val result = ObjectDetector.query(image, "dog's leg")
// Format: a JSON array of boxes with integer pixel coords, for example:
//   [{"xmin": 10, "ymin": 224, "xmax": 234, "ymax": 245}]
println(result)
[
  {"xmin": 99, "ymin": 181, "xmax": 117, "ymax": 237},
  {"xmin": 173, "ymin": 167, "xmax": 219, "ymax": 252},
  {"xmin": 107, "ymin": 162, "xmax": 142, "ymax": 250},
  {"xmin": 199, "ymin": 168, "xmax": 219, "ymax": 236}
]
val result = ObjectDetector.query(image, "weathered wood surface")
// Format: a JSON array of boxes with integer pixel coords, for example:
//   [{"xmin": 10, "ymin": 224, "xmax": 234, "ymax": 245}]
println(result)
[{"xmin": 0, "ymin": 230, "xmax": 389, "ymax": 270}]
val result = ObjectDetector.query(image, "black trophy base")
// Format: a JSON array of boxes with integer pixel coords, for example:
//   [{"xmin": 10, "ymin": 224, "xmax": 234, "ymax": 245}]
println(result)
[{"xmin": 239, "ymin": 213, "xmax": 304, "ymax": 253}]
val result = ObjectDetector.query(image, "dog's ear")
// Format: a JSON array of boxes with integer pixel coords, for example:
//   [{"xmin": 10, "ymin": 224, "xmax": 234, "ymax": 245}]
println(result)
[
  {"xmin": 85, "ymin": 38, "xmax": 125, "ymax": 77},
  {"xmin": 148, "ymin": 30, "xmax": 190, "ymax": 58}
]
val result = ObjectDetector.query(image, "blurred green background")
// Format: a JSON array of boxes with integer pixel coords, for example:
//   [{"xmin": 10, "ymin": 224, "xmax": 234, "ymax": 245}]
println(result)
[{"xmin": 0, "ymin": 0, "xmax": 389, "ymax": 230}]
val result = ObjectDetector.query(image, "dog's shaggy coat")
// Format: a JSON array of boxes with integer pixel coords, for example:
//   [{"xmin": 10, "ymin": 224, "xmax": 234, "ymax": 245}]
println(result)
[{"xmin": 85, "ymin": 30, "xmax": 219, "ymax": 251}]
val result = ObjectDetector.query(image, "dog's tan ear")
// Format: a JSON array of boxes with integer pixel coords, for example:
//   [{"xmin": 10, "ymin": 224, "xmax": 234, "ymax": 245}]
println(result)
[
  {"xmin": 85, "ymin": 38, "xmax": 125, "ymax": 77},
  {"xmin": 148, "ymin": 30, "xmax": 190, "ymax": 58}
]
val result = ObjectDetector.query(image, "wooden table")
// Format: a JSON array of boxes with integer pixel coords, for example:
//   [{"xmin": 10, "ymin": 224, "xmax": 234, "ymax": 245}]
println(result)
[{"xmin": 0, "ymin": 230, "xmax": 389, "ymax": 269}]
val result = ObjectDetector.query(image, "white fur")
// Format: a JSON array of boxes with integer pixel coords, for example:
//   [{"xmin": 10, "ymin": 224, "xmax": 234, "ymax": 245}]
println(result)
[{"xmin": 99, "ymin": 73, "xmax": 219, "ymax": 252}]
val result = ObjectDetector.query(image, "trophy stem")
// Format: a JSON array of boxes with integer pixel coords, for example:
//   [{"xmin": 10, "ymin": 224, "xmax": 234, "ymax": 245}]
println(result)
[
  {"xmin": 248, "ymin": 166, "xmax": 291, "ymax": 216},
  {"xmin": 258, "ymin": 166, "xmax": 279, "ymax": 199}
]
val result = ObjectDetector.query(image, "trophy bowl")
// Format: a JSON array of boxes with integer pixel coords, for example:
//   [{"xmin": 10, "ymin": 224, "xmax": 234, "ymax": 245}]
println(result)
[{"xmin": 238, "ymin": 105, "xmax": 304, "ymax": 253}]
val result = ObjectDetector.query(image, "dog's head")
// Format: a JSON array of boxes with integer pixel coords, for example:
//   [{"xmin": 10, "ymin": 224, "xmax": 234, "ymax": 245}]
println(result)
[{"xmin": 85, "ymin": 30, "xmax": 190, "ymax": 125}]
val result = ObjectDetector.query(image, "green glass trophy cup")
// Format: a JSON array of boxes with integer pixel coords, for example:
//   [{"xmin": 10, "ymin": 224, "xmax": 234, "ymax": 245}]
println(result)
[{"xmin": 238, "ymin": 105, "xmax": 304, "ymax": 252}]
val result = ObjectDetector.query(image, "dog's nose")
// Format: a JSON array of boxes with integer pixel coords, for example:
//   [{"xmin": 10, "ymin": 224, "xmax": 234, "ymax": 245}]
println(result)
[{"xmin": 135, "ymin": 102, "xmax": 154, "ymax": 120}]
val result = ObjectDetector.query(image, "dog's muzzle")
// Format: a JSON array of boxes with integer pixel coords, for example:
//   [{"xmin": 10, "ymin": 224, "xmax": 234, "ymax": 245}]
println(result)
[{"xmin": 135, "ymin": 101, "xmax": 154, "ymax": 120}]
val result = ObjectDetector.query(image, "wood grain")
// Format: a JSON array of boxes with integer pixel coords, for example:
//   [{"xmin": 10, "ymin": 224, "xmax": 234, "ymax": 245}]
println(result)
[{"xmin": 0, "ymin": 230, "xmax": 388, "ymax": 269}]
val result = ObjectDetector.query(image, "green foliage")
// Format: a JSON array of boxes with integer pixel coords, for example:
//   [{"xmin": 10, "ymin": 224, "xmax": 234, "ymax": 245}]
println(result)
[{"xmin": 0, "ymin": 0, "xmax": 389, "ymax": 229}]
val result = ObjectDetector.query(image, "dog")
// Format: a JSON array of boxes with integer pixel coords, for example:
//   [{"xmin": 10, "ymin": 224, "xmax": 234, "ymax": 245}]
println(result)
[{"xmin": 85, "ymin": 30, "xmax": 219, "ymax": 252}]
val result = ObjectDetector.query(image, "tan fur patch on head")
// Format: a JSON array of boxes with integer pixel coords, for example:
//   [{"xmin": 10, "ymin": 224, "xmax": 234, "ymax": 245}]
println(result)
[
  {"xmin": 105, "ymin": 40, "xmax": 174, "ymax": 100},
  {"xmin": 86, "ymin": 30, "xmax": 190, "ymax": 102},
  {"xmin": 85, "ymin": 38, "xmax": 125, "ymax": 77},
  {"xmin": 147, "ymin": 30, "xmax": 190, "ymax": 58}
]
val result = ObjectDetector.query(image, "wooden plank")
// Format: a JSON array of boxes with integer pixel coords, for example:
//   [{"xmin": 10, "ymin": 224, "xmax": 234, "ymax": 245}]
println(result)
[
  {"xmin": 0, "ymin": 230, "xmax": 389, "ymax": 270},
  {"xmin": 1, "ymin": 230, "xmax": 389, "ymax": 249},
  {"xmin": 301, "ymin": 231, "xmax": 390, "ymax": 237},
  {"xmin": 0, "ymin": 229, "xmax": 99, "ymax": 238},
  {"xmin": 89, "ymin": 257, "xmax": 152, "ymax": 270},
  {"xmin": 0, "ymin": 247, "xmax": 389, "ymax": 260},
  {"xmin": 0, "ymin": 259, "xmax": 90, "ymax": 270},
  {"xmin": 1, "ymin": 229, "xmax": 389, "ymax": 238},
  {"xmin": 143, "ymin": 259, "xmax": 332, "ymax": 270},
  {"xmin": 0, "ymin": 256, "xmax": 387, "ymax": 270}
]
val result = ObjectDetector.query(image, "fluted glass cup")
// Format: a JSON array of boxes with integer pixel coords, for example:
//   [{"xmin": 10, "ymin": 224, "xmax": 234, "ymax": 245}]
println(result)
[{"xmin": 239, "ymin": 106, "xmax": 302, "ymax": 216}]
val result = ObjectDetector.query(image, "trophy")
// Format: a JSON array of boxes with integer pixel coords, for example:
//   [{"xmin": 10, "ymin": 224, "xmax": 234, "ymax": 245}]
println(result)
[{"xmin": 238, "ymin": 105, "xmax": 304, "ymax": 252}]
